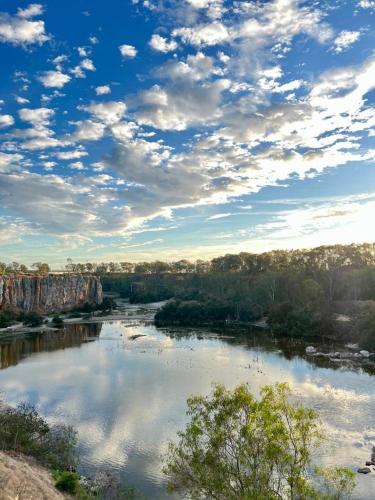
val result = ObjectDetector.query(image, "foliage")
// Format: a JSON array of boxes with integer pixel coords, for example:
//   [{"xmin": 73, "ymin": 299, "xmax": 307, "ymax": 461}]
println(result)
[
  {"xmin": 0, "ymin": 401, "xmax": 77, "ymax": 470},
  {"xmin": 19, "ymin": 311, "xmax": 44, "ymax": 327},
  {"xmin": 97, "ymin": 296, "xmax": 117, "ymax": 311},
  {"xmin": 32, "ymin": 262, "xmax": 51, "ymax": 274},
  {"xmin": 314, "ymin": 466, "xmax": 356, "ymax": 500},
  {"xmin": 52, "ymin": 315, "xmax": 64, "ymax": 327},
  {"xmin": 355, "ymin": 303, "xmax": 375, "ymax": 350},
  {"xmin": 54, "ymin": 471, "xmax": 81, "ymax": 494},
  {"xmin": 0, "ymin": 314, "xmax": 10, "ymax": 328},
  {"xmin": 164, "ymin": 383, "xmax": 355, "ymax": 500}
]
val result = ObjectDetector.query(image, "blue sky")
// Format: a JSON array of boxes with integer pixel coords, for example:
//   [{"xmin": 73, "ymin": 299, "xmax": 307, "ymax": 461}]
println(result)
[{"xmin": 0, "ymin": 0, "xmax": 374, "ymax": 266}]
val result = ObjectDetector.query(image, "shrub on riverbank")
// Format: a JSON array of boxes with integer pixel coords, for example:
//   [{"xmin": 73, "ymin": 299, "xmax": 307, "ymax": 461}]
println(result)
[
  {"xmin": 0, "ymin": 400, "xmax": 144, "ymax": 499},
  {"xmin": 164, "ymin": 382, "xmax": 356, "ymax": 499},
  {"xmin": 0, "ymin": 401, "xmax": 77, "ymax": 471}
]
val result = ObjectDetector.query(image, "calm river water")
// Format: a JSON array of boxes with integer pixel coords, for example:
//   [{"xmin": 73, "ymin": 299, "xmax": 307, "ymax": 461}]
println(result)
[{"xmin": 0, "ymin": 304, "xmax": 375, "ymax": 499}]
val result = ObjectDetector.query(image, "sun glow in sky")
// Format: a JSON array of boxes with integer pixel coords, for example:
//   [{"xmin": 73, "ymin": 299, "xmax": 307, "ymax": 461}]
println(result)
[{"xmin": 0, "ymin": 0, "xmax": 374, "ymax": 266}]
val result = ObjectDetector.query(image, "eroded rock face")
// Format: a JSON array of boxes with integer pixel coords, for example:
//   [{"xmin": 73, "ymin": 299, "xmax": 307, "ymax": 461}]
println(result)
[{"xmin": 0, "ymin": 275, "xmax": 103, "ymax": 313}]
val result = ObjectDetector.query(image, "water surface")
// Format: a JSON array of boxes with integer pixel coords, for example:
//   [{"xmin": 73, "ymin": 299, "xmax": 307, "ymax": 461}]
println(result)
[{"xmin": 0, "ymin": 307, "xmax": 374, "ymax": 498}]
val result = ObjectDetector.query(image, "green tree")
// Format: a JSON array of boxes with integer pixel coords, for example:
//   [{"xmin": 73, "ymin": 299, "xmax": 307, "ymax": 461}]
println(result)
[
  {"xmin": 164, "ymin": 383, "xmax": 355, "ymax": 500},
  {"xmin": 32, "ymin": 262, "xmax": 50, "ymax": 274}
]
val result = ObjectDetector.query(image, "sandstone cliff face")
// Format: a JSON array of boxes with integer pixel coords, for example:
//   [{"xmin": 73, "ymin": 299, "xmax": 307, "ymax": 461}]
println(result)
[{"xmin": 0, "ymin": 275, "xmax": 103, "ymax": 313}]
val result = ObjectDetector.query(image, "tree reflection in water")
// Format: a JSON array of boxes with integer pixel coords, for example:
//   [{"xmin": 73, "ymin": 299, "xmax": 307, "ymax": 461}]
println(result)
[{"xmin": 0, "ymin": 323, "xmax": 102, "ymax": 370}]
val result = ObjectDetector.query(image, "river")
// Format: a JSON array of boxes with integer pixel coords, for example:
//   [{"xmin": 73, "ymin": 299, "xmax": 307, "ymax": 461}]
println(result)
[{"xmin": 0, "ymin": 302, "xmax": 374, "ymax": 498}]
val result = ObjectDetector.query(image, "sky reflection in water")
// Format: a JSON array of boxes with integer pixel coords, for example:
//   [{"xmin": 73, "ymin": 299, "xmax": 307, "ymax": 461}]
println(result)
[{"xmin": 0, "ymin": 318, "xmax": 375, "ymax": 498}]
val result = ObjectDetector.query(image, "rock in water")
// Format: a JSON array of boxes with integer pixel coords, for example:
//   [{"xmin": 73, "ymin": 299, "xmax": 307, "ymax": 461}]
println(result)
[
  {"xmin": 0, "ymin": 275, "xmax": 102, "ymax": 313},
  {"xmin": 357, "ymin": 467, "xmax": 371, "ymax": 474}
]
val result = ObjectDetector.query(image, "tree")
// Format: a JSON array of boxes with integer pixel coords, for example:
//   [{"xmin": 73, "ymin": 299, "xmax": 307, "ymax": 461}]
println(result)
[
  {"xmin": 32, "ymin": 262, "xmax": 50, "ymax": 274},
  {"xmin": 164, "ymin": 383, "xmax": 355, "ymax": 500}
]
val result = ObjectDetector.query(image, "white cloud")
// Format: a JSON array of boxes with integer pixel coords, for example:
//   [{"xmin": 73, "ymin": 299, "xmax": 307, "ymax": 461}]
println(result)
[
  {"xmin": 333, "ymin": 31, "xmax": 361, "ymax": 53},
  {"xmin": 149, "ymin": 34, "xmax": 178, "ymax": 52},
  {"xmin": 71, "ymin": 120, "xmax": 106, "ymax": 142},
  {"xmin": 19, "ymin": 107, "xmax": 54, "ymax": 126},
  {"xmin": 0, "ymin": 4, "xmax": 49, "ymax": 47},
  {"xmin": 119, "ymin": 44, "xmax": 137, "ymax": 58},
  {"xmin": 70, "ymin": 58, "xmax": 96, "ymax": 78},
  {"xmin": 95, "ymin": 85, "xmax": 111, "ymax": 95},
  {"xmin": 43, "ymin": 161, "xmax": 56, "ymax": 170},
  {"xmin": 82, "ymin": 101, "xmax": 127, "ymax": 125},
  {"xmin": 56, "ymin": 150, "xmax": 88, "ymax": 160},
  {"xmin": 0, "ymin": 114, "xmax": 14, "ymax": 128},
  {"xmin": 0, "ymin": 152, "xmax": 24, "ymax": 173},
  {"xmin": 155, "ymin": 52, "xmax": 222, "ymax": 82},
  {"xmin": 52, "ymin": 55, "xmax": 68, "ymax": 70},
  {"xmin": 77, "ymin": 46, "xmax": 88, "ymax": 57},
  {"xmin": 14, "ymin": 95, "xmax": 30, "ymax": 104},
  {"xmin": 134, "ymin": 79, "xmax": 230, "ymax": 130},
  {"xmin": 69, "ymin": 161, "xmax": 85, "ymax": 170},
  {"xmin": 207, "ymin": 213, "xmax": 232, "ymax": 220},
  {"xmin": 80, "ymin": 58, "xmax": 95, "ymax": 71},
  {"xmin": 173, "ymin": 21, "xmax": 230, "ymax": 47},
  {"xmin": 358, "ymin": 0, "xmax": 375, "ymax": 8},
  {"xmin": 37, "ymin": 70, "xmax": 71, "ymax": 88},
  {"xmin": 17, "ymin": 4, "xmax": 44, "ymax": 19}
]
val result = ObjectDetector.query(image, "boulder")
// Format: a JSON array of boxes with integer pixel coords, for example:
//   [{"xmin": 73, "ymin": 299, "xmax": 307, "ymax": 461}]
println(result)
[{"xmin": 357, "ymin": 467, "xmax": 371, "ymax": 474}]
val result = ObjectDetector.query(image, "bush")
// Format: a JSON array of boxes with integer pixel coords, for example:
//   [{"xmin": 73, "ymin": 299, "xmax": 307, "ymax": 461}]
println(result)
[
  {"xmin": 164, "ymin": 383, "xmax": 355, "ymax": 499},
  {"xmin": 0, "ymin": 314, "xmax": 10, "ymax": 328},
  {"xmin": 356, "ymin": 303, "xmax": 375, "ymax": 350},
  {"xmin": 54, "ymin": 471, "xmax": 81, "ymax": 494},
  {"xmin": 97, "ymin": 297, "xmax": 117, "ymax": 311},
  {"xmin": 0, "ymin": 401, "xmax": 77, "ymax": 470},
  {"xmin": 19, "ymin": 311, "xmax": 44, "ymax": 327},
  {"xmin": 52, "ymin": 315, "xmax": 64, "ymax": 327}
]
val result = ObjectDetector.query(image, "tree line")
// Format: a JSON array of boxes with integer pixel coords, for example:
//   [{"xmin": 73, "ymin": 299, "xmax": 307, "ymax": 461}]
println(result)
[
  {"xmin": 0, "ymin": 261, "xmax": 50, "ymax": 275},
  {"xmin": 64, "ymin": 243, "xmax": 375, "ymax": 276}
]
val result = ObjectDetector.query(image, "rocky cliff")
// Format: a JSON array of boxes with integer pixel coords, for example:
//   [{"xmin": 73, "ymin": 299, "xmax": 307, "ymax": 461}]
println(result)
[{"xmin": 0, "ymin": 275, "xmax": 103, "ymax": 313}]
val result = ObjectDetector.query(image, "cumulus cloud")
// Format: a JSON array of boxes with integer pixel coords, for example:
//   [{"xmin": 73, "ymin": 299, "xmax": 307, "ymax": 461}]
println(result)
[
  {"xmin": 0, "ymin": 152, "xmax": 24, "ymax": 173},
  {"xmin": 70, "ymin": 120, "xmax": 106, "ymax": 142},
  {"xmin": 95, "ymin": 85, "xmax": 111, "ymax": 95},
  {"xmin": 149, "ymin": 34, "xmax": 177, "ymax": 52},
  {"xmin": 14, "ymin": 95, "xmax": 30, "ymax": 104},
  {"xmin": 0, "ymin": 4, "xmax": 49, "ymax": 47},
  {"xmin": 19, "ymin": 106, "xmax": 54, "ymax": 126},
  {"xmin": 71, "ymin": 58, "xmax": 96, "ymax": 78},
  {"xmin": 82, "ymin": 101, "xmax": 127, "ymax": 125},
  {"xmin": 173, "ymin": 22, "xmax": 230, "ymax": 47},
  {"xmin": 358, "ymin": 0, "xmax": 375, "ymax": 8},
  {"xmin": 0, "ymin": 114, "xmax": 14, "ymax": 128},
  {"xmin": 333, "ymin": 31, "xmax": 361, "ymax": 53},
  {"xmin": 0, "ymin": 0, "xmax": 373, "ymax": 255},
  {"xmin": 119, "ymin": 44, "xmax": 137, "ymax": 58},
  {"xmin": 56, "ymin": 150, "xmax": 88, "ymax": 160},
  {"xmin": 17, "ymin": 4, "xmax": 44, "ymax": 19},
  {"xmin": 37, "ymin": 70, "xmax": 71, "ymax": 88},
  {"xmin": 134, "ymin": 79, "xmax": 230, "ymax": 130}
]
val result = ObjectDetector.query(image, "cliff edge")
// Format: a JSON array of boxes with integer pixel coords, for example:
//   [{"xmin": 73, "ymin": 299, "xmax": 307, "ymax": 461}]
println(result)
[{"xmin": 0, "ymin": 275, "xmax": 103, "ymax": 313}]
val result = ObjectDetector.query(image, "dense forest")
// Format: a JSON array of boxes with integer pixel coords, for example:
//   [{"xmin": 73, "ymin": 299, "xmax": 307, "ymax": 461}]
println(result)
[{"xmin": 96, "ymin": 243, "xmax": 375, "ymax": 348}]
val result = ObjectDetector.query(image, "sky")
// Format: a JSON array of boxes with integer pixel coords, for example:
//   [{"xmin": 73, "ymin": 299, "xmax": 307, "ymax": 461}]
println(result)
[{"xmin": 0, "ymin": 0, "xmax": 374, "ymax": 267}]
